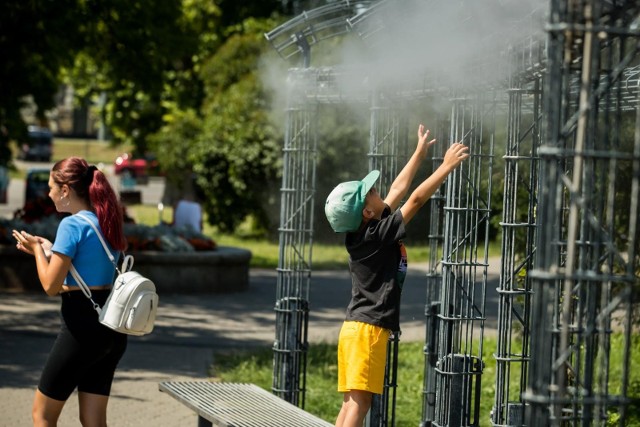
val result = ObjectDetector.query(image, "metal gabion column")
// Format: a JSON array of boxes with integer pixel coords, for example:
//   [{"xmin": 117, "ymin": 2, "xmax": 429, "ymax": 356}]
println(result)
[
  {"xmin": 524, "ymin": 1, "xmax": 639, "ymax": 425},
  {"xmin": 272, "ymin": 73, "xmax": 318, "ymax": 407},
  {"xmin": 491, "ymin": 79, "xmax": 542, "ymax": 427},
  {"xmin": 433, "ymin": 93, "xmax": 495, "ymax": 427},
  {"xmin": 420, "ymin": 116, "xmax": 451, "ymax": 427},
  {"xmin": 367, "ymin": 92, "xmax": 408, "ymax": 195},
  {"xmin": 366, "ymin": 91, "xmax": 408, "ymax": 427}
]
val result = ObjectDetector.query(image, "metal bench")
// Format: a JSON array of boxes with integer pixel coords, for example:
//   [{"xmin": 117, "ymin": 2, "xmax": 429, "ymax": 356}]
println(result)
[{"xmin": 159, "ymin": 381, "xmax": 333, "ymax": 427}]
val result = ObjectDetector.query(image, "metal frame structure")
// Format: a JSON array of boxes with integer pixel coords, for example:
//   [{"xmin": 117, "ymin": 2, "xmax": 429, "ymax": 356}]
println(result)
[
  {"xmin": 524, "ymin": 1, "xmax": 640, "ymax": 425},
  {"xmin": 266, "ymin": 1, "xmax": 639, "ymax": 425},
  {"xmin": 490, "ymin": 78, "xmax": 543, "ymax": 427},
  {"xmin": 366, "ymin": 92, "xmax": 408, "ymax": 426},
  {"xmin": 432, "ymin": 93, "xmax": 496, "ymax": 427},
  {"xmin": 421, "ymin": 116, "xmax": 450, "ymax": 426},
  {"xmin": 272, "ymin": 80, "xmax": 318, "ymax": 406}
]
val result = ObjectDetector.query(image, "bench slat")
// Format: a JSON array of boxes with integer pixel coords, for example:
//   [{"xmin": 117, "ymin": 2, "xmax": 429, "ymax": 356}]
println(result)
[{"xmin": 159, "ymin": 381, "xmax": 333, "ymax": 427}]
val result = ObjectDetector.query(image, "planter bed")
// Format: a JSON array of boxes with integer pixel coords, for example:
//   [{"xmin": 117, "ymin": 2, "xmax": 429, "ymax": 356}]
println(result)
[{"xmin": 0, "ymin": 245, "xmax": 251, "ymax": 294}]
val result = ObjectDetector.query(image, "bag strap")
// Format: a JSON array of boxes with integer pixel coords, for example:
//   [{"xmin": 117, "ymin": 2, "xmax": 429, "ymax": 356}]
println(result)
[
  {"xmin": 69, "ymin": 212, "xmax": 132, "ymax": 314},
  {"xmin": 76, "ymin": 213, "xmax": 134, "ymax": 273},
  {"xmin": 69, "ymin": 264, "xmax": 102, "ymax": 314}
]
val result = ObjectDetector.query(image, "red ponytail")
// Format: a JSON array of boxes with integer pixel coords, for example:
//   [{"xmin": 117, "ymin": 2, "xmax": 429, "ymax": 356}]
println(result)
[{"xmin": 51, "ymin": 157, "xmax": 127, "ymax": 251}]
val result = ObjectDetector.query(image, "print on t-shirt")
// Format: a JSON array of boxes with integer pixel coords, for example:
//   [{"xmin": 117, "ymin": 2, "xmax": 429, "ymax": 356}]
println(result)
[{"xmin": 397, "ymin": 241, "xmax": 407, "ymax": 290}]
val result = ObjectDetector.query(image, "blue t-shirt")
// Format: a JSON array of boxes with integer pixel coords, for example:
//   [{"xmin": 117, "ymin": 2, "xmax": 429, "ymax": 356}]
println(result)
[{"xmin": 52, "ymin": 211, "xmax": 120, "ymax": 287}]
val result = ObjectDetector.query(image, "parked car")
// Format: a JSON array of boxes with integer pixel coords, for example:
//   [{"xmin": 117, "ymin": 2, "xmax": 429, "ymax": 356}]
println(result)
[
  {"xmin": 25, "ymin": 168, "xmax": 51, "ymax": 202},
  {"xmin": 18, "ymin": 126, "xmax": 53, "ymax": 162},
  {"xmin": 13, "ymin": 168, "xmax": 65, "ymax": 222},
  {"xmin": 0, "ymin": 165, "xmax": 8, "ymax": 204},
  {"xmin": 114, "ymin": 153, "xmax": 160, "ymax": 179}
]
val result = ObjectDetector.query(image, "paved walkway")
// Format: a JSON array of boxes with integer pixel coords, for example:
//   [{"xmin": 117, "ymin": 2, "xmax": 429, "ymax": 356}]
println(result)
[
  {"xmin": 1, "ymin": 171, "xmax": 502, "ymax": 426},
  {"xmin": 0, "ymin": 263, "xmax": 500, "ymax": 426}
]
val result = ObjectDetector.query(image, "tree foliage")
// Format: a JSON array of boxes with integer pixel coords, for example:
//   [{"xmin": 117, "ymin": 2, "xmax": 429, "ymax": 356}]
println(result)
[
  {"xmin": 62, "ymin": 0, "xmax": 219, "ymax": 152},
  {"xmin": 151, "ymin": 20, "xmax": 283, "ymax": 233},
  {"xmin": 0, "ymin": 0, "xmax": 283, "ymax": 166},
  {"xmin": 1, "ymin": 0, "xmax": 290, "ymax": 233},
  {"xmin": 0, "ymin": 0, "xmax": 83, "ymax": 165}
]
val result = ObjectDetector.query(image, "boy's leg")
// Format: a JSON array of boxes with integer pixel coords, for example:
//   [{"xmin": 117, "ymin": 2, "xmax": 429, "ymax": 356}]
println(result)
[
  {"xmin": 336, "ymin": 321, "xmax": 389, "ymax": 426},
  {"xmin": 335, "ymin": 390, "xmax": 372, "ymax": 427}
]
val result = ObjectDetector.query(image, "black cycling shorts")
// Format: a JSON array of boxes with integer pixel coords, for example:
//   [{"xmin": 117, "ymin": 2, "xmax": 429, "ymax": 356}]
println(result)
[{"xmin": 38, "ymin": 289, "xmax": 128, "ymax": 401}]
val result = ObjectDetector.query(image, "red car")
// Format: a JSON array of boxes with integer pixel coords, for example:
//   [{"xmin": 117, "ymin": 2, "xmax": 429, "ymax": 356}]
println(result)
[{"xmin": 114, "ymin": 153, "xmax": 160, "ymax": 179}]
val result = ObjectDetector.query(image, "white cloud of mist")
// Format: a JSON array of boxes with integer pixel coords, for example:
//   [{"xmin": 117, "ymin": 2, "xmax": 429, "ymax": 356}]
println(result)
[
  {"xmin": 341, "ymin": 0, "xmax": 549, "ymax": 90},
  {"xmin": 260, "ymin": 0, "xmax": 550, "ymax": 119}
]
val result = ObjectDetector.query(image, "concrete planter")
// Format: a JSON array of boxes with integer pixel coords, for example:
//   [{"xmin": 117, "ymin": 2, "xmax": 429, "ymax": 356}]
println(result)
[{"xmin": 0, "ymin": 245, "xmax": 252, "ymax": 294}]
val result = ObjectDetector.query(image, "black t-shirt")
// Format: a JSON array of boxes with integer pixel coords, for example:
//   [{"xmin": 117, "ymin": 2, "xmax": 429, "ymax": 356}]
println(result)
[{"xmin": 344, "ymin": 206, "xmax": 407, "ymax": 332}]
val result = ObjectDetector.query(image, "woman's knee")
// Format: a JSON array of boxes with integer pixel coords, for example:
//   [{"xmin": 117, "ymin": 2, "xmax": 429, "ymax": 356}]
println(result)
[{"xmin": 32, "ymin": 390, "xmax": 65, "ymax": 427}]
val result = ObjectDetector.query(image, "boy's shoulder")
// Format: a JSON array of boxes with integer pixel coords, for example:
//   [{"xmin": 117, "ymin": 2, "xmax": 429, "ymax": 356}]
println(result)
[{"xmin": 346, "ymin": 209, "xmax": 404, "ymax": 255}]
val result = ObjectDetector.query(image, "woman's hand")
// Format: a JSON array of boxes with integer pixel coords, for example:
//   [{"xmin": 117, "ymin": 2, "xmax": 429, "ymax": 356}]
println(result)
[
  {"xmin": 12, "ymin": 231, "xmax": 52, "ymax": 258},
  {"xmin": 13, "ymin": 230, "xmax": 68, "ymax": 295},
  {"xmin": 39, "ymin": 238, "xmax": 53, "ymax": 259}
]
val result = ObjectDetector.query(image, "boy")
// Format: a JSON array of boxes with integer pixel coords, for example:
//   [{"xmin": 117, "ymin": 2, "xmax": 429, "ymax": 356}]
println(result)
[{"xmin": 324, "ymin": 124, "xmax": 469, "ymax": 427}]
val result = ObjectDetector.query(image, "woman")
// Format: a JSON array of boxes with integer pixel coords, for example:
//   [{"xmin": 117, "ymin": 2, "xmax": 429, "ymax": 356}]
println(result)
[{"xmin": 12, "ymin": 157, "xmax": 127, "ymax": 426}]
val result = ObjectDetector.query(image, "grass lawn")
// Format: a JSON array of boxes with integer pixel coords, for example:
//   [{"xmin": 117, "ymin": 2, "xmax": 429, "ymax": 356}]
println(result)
[
  {"xmin": 212, "ymin": 335, "xmax": 640, "ymax": 427},
  {"xmin": 126, "ymin": 203, "xmax": 435, "ymax": 270},
  {"xmin": 9, "ymin": 137, "xmax": 132, "ymax": 179},
  {"xmin": 51, "ymin": 138, "xmax": 132, "ymax": 164}
]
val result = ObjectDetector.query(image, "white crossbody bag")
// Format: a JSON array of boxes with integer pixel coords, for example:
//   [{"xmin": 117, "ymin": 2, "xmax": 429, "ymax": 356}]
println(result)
[{"xmin": 69, "ymin": 213, "xmax": 158, "ymax": 336}]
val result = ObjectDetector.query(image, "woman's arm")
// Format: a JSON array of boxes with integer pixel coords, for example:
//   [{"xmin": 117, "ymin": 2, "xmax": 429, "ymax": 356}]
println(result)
[{"xmin": 12, "ymin": 230, "xmax": 71, "ymax": 296}]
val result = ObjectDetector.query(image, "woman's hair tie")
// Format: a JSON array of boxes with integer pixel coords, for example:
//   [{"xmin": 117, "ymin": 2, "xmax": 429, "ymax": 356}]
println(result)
[{"xmin": 84, "ymin": 165, "xmax": 98, "ymax": 185}]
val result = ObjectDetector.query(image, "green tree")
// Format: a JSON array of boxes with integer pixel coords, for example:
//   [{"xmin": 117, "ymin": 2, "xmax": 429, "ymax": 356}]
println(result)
[
  {"xmin": 64, "ymin": 0, "xmax": 220, "ymax": 152},
  {"xmin": 151, "ymin": 18, "xmax": 283, "ymax": 233},
  {"xmin": 0, "ymin": 0, "xmax": 83, "ymax": 165},
  {"xmin": 194, "ymin": 21, "xmax": 283, "ymax": 233},
  {"xmin": 2, "ymin": 0, "xmax": 287, "ymax": 157},
  {"xmin": 0, "ymin": 0, "xmax": 216, "ymax": 163}
]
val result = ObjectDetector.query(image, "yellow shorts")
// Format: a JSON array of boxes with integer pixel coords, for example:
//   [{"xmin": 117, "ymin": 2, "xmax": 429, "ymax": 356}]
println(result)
[{"xmin": 337, "ymin": 321, "xmax": 391, "ymax": 395}]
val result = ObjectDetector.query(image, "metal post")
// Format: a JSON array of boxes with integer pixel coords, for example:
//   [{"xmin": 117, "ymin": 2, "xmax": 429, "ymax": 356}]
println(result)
[
  {"xmin": 273, "ymin": 72, "xmax": 317, "ymax": 407},
  {"xmin": 365, "ymin": 90, "xmax": 407, "ymax": 427},
  {"xmin": 491, "ymin": 79, "xmax": 542, "ymax": 426},
  {"xmin": 524, "ymin": 2, "xmax": 640, "ymax": 425},
  {"xmin": 434, "ymin": 93, "xmax": 495, "ymax": 426},
  {"xmin": 421, "ymin": 117, "xmax": 449, "ymax": 427}
]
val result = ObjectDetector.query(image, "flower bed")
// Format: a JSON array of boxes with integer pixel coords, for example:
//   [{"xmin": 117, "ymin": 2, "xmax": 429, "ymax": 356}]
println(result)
[
  {"xmin": 0, "ymin": 215, "xmax": 217, "ymax": 253},
  {"xmin": 0, "ymin": 245, "xmax": 251, "ymax": 293}
]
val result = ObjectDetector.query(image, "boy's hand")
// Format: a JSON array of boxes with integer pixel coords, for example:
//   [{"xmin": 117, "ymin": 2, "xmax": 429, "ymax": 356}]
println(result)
[
  {"xmin": 416, "ymin": 124, "xmax": 436, "ymax": 160},
  {"xmin": 442, "ymin": 142, "xmax": 470, "ymax": 170}
]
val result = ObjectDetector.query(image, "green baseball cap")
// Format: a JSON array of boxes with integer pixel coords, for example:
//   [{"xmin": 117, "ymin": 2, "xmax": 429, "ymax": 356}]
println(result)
[{"xmin": 325, "ymin": 170, "xmax": 380, "ymax": 232}]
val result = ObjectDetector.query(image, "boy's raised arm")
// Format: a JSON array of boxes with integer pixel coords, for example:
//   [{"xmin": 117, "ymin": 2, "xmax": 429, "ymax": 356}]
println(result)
[
  {"xmin": 399, "ymin": 142, "xmax": 469, "ymax": 225},
  {"xmin": 384, "ymin": 124, "xmax": 436, "ymax": 210}
]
